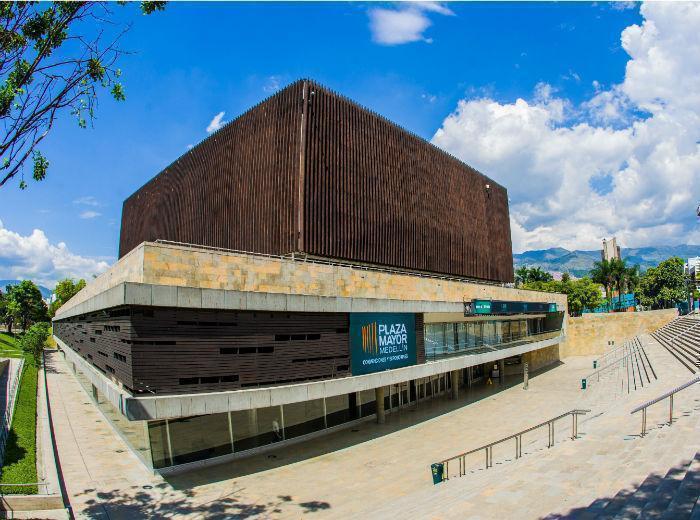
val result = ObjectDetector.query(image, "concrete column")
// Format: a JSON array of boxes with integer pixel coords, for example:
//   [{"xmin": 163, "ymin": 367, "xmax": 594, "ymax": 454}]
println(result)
[
  {"xmin": 375, "ymin": 387, "xmax": 385, "ymax": 424},
  {"xmin": 499, "ymin": 359, "xmax": 505, "ymax": 383},
  {"xmin": 451, "ymin": 370, "xmax": 459, "ymax": 399}
]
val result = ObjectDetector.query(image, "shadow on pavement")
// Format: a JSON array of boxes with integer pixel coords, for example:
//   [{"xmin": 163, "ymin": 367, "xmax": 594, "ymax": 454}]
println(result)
[{"xmin": 77, "ymin": 483, "xmax": 331, "ymax": 519}]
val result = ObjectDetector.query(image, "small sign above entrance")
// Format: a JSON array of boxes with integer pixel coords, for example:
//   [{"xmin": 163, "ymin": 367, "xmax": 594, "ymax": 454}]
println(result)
[{"xmin": 464, "ymin": 299, "xmax": 556, "ymax": 316}]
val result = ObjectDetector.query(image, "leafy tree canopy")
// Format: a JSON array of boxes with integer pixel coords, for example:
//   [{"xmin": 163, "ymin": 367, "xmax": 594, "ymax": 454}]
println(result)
[
  {"xmin": 49, "ymin": 277, "xmax": 85, "ymax": 316},
  {"xmin": 515, "ymin": 266, "xmax": 553, "ymax": 287},
  {"xmin": 523, "ymin": 276, "xmax": 604, "ymax": 316},
  {"xmin": 3, "ymin": 280, "xmax": 48, "ymax": 332},
  {"xmin": 637, "ymin": 256, "xmax": 687, "ymax": 310},
  {"xmin": 19, "ymin": 321, "xmax": 50, "ymax": 366},
  {"xmin": 0, "ymin": 1, "xmax": 165, "ymax": 189}
]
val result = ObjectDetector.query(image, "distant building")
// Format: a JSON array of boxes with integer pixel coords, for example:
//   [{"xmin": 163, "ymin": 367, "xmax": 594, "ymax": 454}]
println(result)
[
  {"xmin": 685, "ymin": 256, "xmax": 700, "ymax": 280},
  {"xmin": 601, "ymin": 237, "xmax": 621, "ymax": 262}
]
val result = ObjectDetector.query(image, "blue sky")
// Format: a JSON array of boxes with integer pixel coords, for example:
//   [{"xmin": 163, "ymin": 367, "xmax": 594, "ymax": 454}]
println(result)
[{"xmin": 2, "ymin": 1, "xmax": 700, "ymax": 286}]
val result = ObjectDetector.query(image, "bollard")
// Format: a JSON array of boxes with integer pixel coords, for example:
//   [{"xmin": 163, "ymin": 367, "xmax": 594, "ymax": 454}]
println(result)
[{"xmin": 431, "ymin": 462, "xmax": 445, "ymax": 484}]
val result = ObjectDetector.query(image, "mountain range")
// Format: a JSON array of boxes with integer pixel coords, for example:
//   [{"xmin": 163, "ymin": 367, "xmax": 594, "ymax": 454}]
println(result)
[
  {"xmin": 513, "ymin": 245, "xmax": 700, "ymax": 278},
  {"xmin": 0, "ymin": 280, "xmax": 53, "ymax": 299}
]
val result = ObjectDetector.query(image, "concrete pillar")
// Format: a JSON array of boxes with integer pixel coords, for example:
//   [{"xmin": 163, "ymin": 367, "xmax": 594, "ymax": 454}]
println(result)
[
  {"xmin": 375, "ymin": 387, "xmax": 385, "ymax": 424},
  {"xmin": 499, "ymin": 359, "xmax": 506, "ymax": 383},
  {"xmin": 451, "ymin": 370, "xmax": 460, "ymax": 399}
]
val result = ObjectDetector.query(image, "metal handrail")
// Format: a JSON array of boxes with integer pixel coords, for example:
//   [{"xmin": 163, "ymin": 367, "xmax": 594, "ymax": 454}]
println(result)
[
  {"xmin": 631, "ymin": 375, "xmax": 700, "ymax": 436},
  {"xmin": 583, "ymin": 344, "xmax": 638, "ymax": 387},
  {"xmin": 435, "ymin": 409, "xmax": 590, "ymax": 481},
  {"xmin": 595, "ymin": 341, "xmax": 632, "ymax": 364},
  {"xmin": 670, "ymin": 320, "xmax": 700, "ymax": 350}
]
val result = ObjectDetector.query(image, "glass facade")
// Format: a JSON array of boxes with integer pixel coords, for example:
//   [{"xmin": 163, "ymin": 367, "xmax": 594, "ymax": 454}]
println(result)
[{"xmin": 424, "ymin": 316, "xmax": 561, "ymax": 360}]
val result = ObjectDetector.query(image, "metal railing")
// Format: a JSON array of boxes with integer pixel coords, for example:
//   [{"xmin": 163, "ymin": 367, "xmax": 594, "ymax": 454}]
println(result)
[
  {"xmin": 670, "ymin": 320, "xmax": 700, "ymax": 351},
  {"xmin": 631, "ymin": 375, "xmax": 700, "ymax": 436},
  {"xmin": 425, "ymin": 329, "xmax": 562, "ymax": 362},
  {"xmin": 434, "ymin": 409, "xmax": 590, "ymax": 482},
  {"xmin": 582, "ymin": 343, "xmax": 638, "ymax": 390},
  {"xmin": 0, "ymin": 358, "xmax": 25, "ymax": 468}
]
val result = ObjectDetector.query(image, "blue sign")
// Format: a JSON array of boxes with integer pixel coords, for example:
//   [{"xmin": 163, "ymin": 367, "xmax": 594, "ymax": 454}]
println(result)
[{"xmin": 350, "ymin": 313, "xmax": 417, "ymax": 375}]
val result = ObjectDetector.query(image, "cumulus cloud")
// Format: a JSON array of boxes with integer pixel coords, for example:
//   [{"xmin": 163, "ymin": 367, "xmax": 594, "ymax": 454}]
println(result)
[
  {"xmin": 206, "ymin": 111, "xmax": 227, "ymax": 133},
  {"xmin": 368, "ymin": 2, "xmax": 453, "ymax": 45},
  {"xmin": 432, "ymin": 2, "xmax": 700, "ymax": 253},
  {"xmin": 0, "ymin": 220, "xmax": 111, "ymax": 287}
]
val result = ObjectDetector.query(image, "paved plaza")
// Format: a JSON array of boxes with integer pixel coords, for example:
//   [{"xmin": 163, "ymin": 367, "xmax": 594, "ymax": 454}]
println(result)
[{"xmin": 44, "ymin": 336, "xmax": 700, "ymax": 519}]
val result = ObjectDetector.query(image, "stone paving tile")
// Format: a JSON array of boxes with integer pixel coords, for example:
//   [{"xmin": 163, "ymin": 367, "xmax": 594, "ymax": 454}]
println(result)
[{"xmin": 45, "ymin": 336, "xmax": 700, "ymax": 519}]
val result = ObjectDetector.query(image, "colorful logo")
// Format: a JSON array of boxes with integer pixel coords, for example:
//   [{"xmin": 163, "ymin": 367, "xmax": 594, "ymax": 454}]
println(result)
[{"xmin": 361, "ymin": 322, "xmax": 379, "ymax": 354}]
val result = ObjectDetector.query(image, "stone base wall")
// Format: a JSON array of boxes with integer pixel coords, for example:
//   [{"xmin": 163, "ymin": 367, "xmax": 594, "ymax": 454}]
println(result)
[
  {"xmin": 559, "ymin": 309, "xmax": 677, "ymax": 357},
  {"xmin": 57, "ymin": 242, "xmax": 567, "ymax": 319}
]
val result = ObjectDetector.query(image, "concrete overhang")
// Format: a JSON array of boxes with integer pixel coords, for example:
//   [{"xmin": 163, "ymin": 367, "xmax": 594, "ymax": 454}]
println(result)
[
  {"xmin": 55, "ymin": 333, "xmax": 564, "ymax": 422},
  {"xmin": 53, "ymin": 281, "xmax": 467, "ymax": 320}
]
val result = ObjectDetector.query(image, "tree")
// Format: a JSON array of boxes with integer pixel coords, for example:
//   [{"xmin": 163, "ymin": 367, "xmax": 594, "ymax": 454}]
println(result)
[
  {"xmin": 523, "ymin": 277, "xmax": 603, "ymax": 316},
  {"xmin": 590, "ymin": 259, "xmax": 614, "ymax": 302},
  {"xmin": 19, "ymin": 321, "xmax": 50, "ymax": 366},
  {"xmin": 638, "ymin": 257, "xmax": 686, "ymax": 310},
  {"xmin": 515, "ymin": 266, "xmax": 553, "ymax": 287},
  {"xmin": 5, "ymin": 280, "xmax": 48, "ymax": 331},
  {"xmin": 49, "ymin": 277, "xmax": 85, "ymax": 316},
  {"xmin": 0, "ymin": 1, "xmax": 165, "ymax": 189}
]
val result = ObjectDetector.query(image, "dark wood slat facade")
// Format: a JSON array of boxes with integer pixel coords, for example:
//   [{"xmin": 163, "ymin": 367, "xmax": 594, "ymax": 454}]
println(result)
[
  {"xmin": 118, "ymin": 79, "xmax": 513, "ymax": 282},
  {"xmin": 54, "ymin": 307, "xmax": 426, "ymax": 395}
]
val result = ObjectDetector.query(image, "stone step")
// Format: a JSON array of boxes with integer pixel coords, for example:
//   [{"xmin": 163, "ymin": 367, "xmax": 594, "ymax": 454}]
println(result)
[{"xmin": 660, "ymin": 452, "xmax": 700, "ymax": 519}]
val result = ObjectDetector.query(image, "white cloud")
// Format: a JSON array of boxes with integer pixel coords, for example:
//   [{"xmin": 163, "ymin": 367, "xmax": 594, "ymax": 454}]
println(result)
[
  {"xmin": 263, "ymin": 75, "xmax": 282, "ymax": 93},
  {"xmin": 73, "ymin": 196, "xmax": 99, "ymax": 207},
  {"xmin": 0, "ymin": 220, "xmax": 111, "ymax": 287},
  {"xmin": 432, "ymin": 2, "xmax": 700, "ymax": 253},
  {"xmin": 206, "ymin": 111, "xmax": 227, "ymax": 133},
  {"xmin": 368, "ymin": 2, "xmax": 453, "ymax": 45},
  {"xmin": 79, "ymin": 210, "xmax": 101, "ymax": 219}
]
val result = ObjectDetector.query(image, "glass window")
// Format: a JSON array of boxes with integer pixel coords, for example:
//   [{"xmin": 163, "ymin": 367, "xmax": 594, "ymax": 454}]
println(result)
[
  {"xmin": 483, "ymin": 321, "xmax": 496, "ymax": 345},
  {"xmin": 168, "ymin": 413, "xmax": 232, "ymax": 466},
  {"xmin": 456, "ymin": 322, "xmax": 467, "ymax": 351},
  {"xmin": 359, "ymin": 389, "xmax": 377, "ymax": 418},
  {"xmin": 230, "ymin": 409, "xmax": 260, "ymax": 452},
  {"xmin": 283, "ymin": 399, "xmax": 325, "ymax": 440},
  {"xmin": 326, "ymin": 394, "xmax": 350, "ymax": 428},
  {"xmin": 148, "ymin": 420, "xmax": 170, "ymax": 469},
  {"xmin": 256, "ymin": 405, "xmax": 284, "ymax": 445}
]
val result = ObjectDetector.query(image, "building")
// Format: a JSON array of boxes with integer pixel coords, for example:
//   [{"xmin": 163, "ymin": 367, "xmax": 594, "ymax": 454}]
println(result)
[
  {"xmin": 601, "ymin": 237, "xmax": 621, "ymax": 262},
  {"xmin": 53, "ymin": 80, "xmax": 567, "ymax": 474}
]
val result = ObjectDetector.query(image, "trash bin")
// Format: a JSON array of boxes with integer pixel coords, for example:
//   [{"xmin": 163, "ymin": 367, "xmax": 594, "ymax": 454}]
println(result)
[
  {"xmin": 593, "ymin": 360, "xmax": 597, "ymax": 369},
  {"xmin": 581, "ymin": 379, "xmax": 587, "ymax": 390},
  {"xmin": 431, "ymin": 463, "xmax": 444, "ymax": 484}
]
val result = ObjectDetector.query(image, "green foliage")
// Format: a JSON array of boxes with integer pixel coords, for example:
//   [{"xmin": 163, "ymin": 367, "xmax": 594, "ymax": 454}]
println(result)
[
  {"xmin": 0, "ymin": 333, "xmax": 38, "ymax": 493},
  {"xmin": 3, "ymin": 281, "xmax": 48, "ymax": 331},
  {"xmin": 0, "ymin": 2, "xmax": 166, "ymax": 188},
  {"xmin": 18, "ymin": 321, "xmax": 49, "ymax": 366},
  {"xmin": 141, "ymin": 1, "xmax": 167, "ymax": 15},
  {"xmin": 637, "ymin": 256, "xmax": 687, "ymax": 309},
  {"xmin": 49, "ymin": 278, "xmax": 85, "ymax": 317},
  {"xmin": 515, "ymin": 266, "xmax": 553, "ymax": 287},
  {"xmin": 523, "ymin": 276, "xmax": 604, "ymax": 316}
]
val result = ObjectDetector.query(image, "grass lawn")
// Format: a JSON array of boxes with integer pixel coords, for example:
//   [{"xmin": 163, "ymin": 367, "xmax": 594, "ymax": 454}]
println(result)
[{"xmin": 0, "ymin": 332, "xmax": 38, "ymax": 494}]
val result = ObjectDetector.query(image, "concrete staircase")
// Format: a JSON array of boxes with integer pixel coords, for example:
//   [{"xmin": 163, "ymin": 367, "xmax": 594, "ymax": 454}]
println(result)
[
  {"xmin": 358, "ymin": 335, "xmax": 700, "ymax": 520},
  {"xmin": 651, "ymin": 316, "xmax": 700, "ymax": 373}
]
